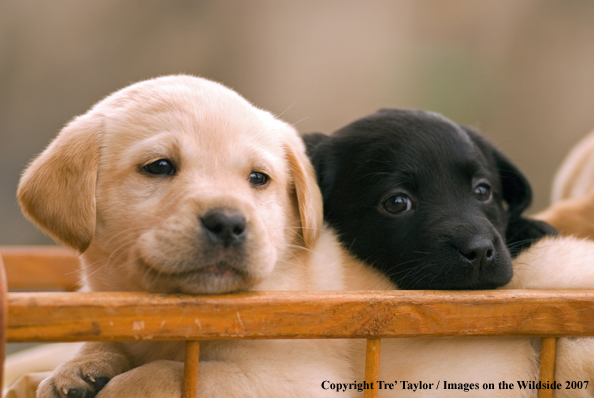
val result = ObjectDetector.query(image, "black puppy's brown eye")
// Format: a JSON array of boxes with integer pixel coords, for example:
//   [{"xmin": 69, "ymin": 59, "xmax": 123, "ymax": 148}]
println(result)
[
  {"xmin": 248, "ymin": 171, "xmax": 269, "ymax": 187},
  {"xmin": 382, "ymin": 195, "xmax": 412, "ymax": 214},
  {"xmin": 474, "ymin": 183, "xmax": 492, "ymax": 202},
  {"xmin": 144, "ymin": 159, "xmax": 175, "ymax": 175}
]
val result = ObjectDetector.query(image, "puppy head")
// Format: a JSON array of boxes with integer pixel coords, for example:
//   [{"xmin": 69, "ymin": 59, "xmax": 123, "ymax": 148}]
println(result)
[
  {"xmin": 305, "ymin": 109, "xmax": 541, "ymax": 290},
  {"xmin": 18, "ymin": 75, "xmax": 322, "ymax": 294}
]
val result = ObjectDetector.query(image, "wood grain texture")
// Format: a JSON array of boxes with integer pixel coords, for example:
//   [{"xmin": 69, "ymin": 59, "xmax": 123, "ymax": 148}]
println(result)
[
  {"xmin": 538, "ymin": 337, "xmax": 557, "ymax": 398},
  {"xmin": 0, "ymin": 246, "xmax": 80, "ymax": 291},
  {"xmin": 8, "ymin": 290, "xmax": 594, "ymax": 342}
]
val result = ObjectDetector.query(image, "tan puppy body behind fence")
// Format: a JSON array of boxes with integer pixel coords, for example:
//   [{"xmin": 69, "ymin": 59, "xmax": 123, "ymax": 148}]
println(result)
[
  {"xmin": 550, "ymin": 130, "xmax": 594, "ymax": 203},
  {"xmin": 526, "ymin": 129, "xmax": 594, "ymax": 396},
  {"xmin": 17, "ymin": 75, "xmax": 355, "ymax": 398},
  {"xmin": 534, "ymin": 129, "xmax": 594, "ymax": 239}
]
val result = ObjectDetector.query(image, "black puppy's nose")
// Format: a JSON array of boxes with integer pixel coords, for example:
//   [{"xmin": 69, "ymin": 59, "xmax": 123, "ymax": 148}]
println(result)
[
  {"xmin": 458, "ymin": 237, "xmax": 495, "ymax": 269},
  {"xmin": 201, "ymin": 209, "xmax": 247, "ymax": 247}
]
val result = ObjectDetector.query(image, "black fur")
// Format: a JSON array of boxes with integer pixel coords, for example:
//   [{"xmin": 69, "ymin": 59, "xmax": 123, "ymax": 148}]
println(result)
[{"xmin": 304, "ymin": 109, "xmax": 556, "ymax": 290}]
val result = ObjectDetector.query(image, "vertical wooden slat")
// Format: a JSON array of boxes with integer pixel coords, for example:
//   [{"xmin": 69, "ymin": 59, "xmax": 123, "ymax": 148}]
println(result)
[
  {"xmin": 364, "ymin": 338, "xmax": 381, "ymax": 398},
  {"xmin": 182, "ymin": 341, "xmax": 200, "ymax": 398},
  {"xmin": 538, "ymin": 337, "xmax": 557, "ymax": 398}
]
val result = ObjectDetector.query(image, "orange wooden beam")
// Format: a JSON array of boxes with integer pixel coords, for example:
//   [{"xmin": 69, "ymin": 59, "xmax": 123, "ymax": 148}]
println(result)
[{"xmin": 7, "ymin": 290, "xmax": 594, "ymax": 342}]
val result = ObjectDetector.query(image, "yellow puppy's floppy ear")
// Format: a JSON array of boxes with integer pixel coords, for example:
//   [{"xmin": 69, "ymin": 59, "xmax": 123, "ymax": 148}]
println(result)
[
  {"xmin": 284, "ymin": 134, "xmax": 324, "ymax": 250},
  {"xmin": 17, "ymin": 112, "xmax": 101, "ymax": 252}
]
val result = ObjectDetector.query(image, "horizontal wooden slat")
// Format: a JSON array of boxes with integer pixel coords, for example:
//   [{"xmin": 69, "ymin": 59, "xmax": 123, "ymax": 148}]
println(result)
[
  {"xmin": 0, "ymin": 246, "xmax": 80, "ymax": 290},
  {"xmin": 8, "ymin": 290, "xmax": 594, "ymax": 342}
]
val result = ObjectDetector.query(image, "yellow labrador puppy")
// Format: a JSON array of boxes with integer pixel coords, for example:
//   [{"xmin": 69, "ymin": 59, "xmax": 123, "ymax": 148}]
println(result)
[{"xmin": 18, "ymin": 75, "xmax": 352, "ymax": 398}]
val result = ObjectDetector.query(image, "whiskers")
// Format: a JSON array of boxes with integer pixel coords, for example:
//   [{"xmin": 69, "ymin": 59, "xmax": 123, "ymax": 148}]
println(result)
[
  {"xmin": 274, "ymin": 102, "xmax": 295, "ymax": 119},
  {"xmin": 71, "ymin": 223, "xmax": 151, "ymax": 289},
  {"xmin": 290, "ymin": 116, "xmax": 310, "ymax": 128},
  {"xmin": 379, "ymin": 252, "xmax": 439, "ymax": 289},
  {"xmin": 506, "ymin": 238, "xmax": 539, "ymax": 253}
]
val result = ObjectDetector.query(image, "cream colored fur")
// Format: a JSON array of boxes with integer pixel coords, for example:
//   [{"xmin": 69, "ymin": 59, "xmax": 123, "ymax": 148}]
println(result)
[
  {"xmin": 516, "ymin": 128, "xmax": 594, "ymax": 398},
  {"xmin": 503, "ymin": 127, "xmax": 594, "ymax": 398},
  {"xmin": 18, "ymin": 75, "xmax": 353, "ymax": 398}
]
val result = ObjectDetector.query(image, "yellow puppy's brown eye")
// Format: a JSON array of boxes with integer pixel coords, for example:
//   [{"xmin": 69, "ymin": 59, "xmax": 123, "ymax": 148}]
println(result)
[
  {"xmin": 248, "ymin": 171, "xmax": 269, "ymax": 186},
  {"xmin": 144, "ymin": 159, "xmax": 175, "ymax": 175}
]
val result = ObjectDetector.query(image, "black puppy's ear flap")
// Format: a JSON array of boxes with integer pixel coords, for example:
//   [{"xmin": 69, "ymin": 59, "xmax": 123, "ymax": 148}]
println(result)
[
  {"xmin": 463, "ymin": 126, "xmax": 556, "ymax": 256},
  {"xmin": 496, "ymin": 152, "xmax": 532, "ymax": 220},
  {"xmin": 302, "ymin": 133, "xmax": 337, "ymax": 200},
  {"xmin": 302, "ymin": 132, "xmax": 328, "ymax": 155},
  {"xmin": 463, "ymin": 127, "xmax": 532, "ymax": 220}
]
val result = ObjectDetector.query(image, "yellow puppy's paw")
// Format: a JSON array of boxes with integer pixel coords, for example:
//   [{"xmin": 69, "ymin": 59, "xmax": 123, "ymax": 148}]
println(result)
[{"xmin": 36, "ymin": 360, "xmax": 115, "ymax": 398}]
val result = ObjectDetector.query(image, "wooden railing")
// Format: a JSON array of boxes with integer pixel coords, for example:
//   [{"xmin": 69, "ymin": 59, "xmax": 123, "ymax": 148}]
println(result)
[{"xmin": 3, "ymin": 247, "xmax": 594, "ymax": 398}]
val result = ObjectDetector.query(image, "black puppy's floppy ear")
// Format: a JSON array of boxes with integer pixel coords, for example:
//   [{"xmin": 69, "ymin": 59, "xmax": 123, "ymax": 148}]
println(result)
[
  {"xmin": 495, "ymin": 152, "xmax": 532, "ymax": 220},
  {"xmin": 463, "ymin": 127, "xmax": 557, "ymax": 255},
  {"xmin": 463, "ymin": 127, "xmax": 532, "ymax": 220},
  {"xmin": 302, "ymin": 132, "xmax": 328, "ymax": 154},
  {"xmin": 302, "ymin": 132, "xmax": 337, "ymax": 200}
]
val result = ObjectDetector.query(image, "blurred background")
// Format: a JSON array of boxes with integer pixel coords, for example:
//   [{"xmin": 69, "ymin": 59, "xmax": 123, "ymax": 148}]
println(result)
[{"xmin": 1, "ymin": 0, "xmax": 594, "ymax": 245}]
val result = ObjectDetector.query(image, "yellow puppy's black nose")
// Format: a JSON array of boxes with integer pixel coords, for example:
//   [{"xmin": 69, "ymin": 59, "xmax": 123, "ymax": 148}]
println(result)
[{"xmin": 201, "ymin": 209, "xmax": 247, "ymax": 247}]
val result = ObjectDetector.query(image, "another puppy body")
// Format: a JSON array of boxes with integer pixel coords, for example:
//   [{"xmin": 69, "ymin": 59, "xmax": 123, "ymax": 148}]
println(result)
[
  {"xmin": 532, "ymin": 129, "xmax": 594, "ymax": 239},
  {"xmin": 305, "ymin": 109, "xmax": 594, "ymax": 397},
  {"xmin": 534, "ymin": 196, "xmax": 594, "ymax": 240},
  {"xmin": 550, "ymin": 129, "xmax": 594, "ymax": 203},
  {"xmin": 508, "ymin": 235, "xmax": 594, "ymax": 398},
  {"xmin": 18, "ymin": 76, "xmax": 353, "ymax": 398},
  {"xmin": 517, "ymin": 129, "xmax": 594, "ymax": 393}
]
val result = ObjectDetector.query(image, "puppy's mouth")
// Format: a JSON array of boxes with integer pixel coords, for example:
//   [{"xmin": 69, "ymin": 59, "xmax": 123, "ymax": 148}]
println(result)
[
  {"xmin": 137, "ymin": 258, "xmax": 251, "ymax": 294},
  {"xmin": 139, "ymin": 258, "xmax": 246, "ymax": 278},
  {"xmin": 198, "ymin": 262, "xmax": 243, "ymax": 278}
]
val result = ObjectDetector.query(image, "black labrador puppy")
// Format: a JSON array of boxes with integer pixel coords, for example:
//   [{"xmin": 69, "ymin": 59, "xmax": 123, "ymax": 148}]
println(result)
[{"xmin": 304, "ymin": 109, "xmax": 555, "ymax": 290}]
